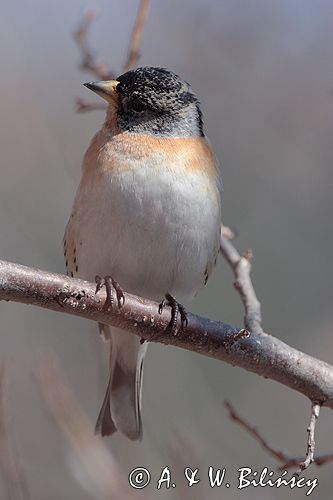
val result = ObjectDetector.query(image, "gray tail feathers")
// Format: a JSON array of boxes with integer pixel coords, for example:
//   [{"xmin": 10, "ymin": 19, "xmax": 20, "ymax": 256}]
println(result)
[{"xmin": 95, "ymin": 327, "xmax": 146, "ymax": 440}]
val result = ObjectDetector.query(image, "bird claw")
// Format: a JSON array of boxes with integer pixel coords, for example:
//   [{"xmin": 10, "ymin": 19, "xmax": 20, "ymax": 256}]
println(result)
[
  {"xmin": 158, "ymin": 293, "xmax": 188, "ymax": 334},
  {"xmin": 158, "ymin": 298, "xmax": 166, "ymax": 315},
  {"xmin": 95, "ymin": 275, "xmax": 125, "ymax": 310}
]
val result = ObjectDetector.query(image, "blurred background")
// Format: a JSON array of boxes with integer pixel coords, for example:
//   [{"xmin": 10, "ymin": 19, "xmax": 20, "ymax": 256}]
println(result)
[{"xmin": 0, "ymin": 0, "xmax": 333, "ymax": 498}]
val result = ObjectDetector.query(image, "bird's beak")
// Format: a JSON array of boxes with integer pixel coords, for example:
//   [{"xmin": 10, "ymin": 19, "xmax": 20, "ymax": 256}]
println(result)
[{"xmin": 83, "ymin": 80, "xmax": 119, "ymax": 106}]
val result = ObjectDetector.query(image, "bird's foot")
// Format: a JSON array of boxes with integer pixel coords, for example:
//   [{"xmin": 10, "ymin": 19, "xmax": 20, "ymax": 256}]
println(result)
[
  {"xmin": 158, "ymin": 293, "xmax": 188, "ymax": 334},
  {"xmin": 95, "ymin": 275, "xmax": 125, "ymax": 310}
]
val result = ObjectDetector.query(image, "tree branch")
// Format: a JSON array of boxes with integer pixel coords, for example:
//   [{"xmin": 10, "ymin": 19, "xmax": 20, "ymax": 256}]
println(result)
[
  {"xmin": 220, "ymin": 226, "xmax": 263, "ymax": 334},
  {"xmin": 123, "ymin": 0, "xmax": 151, "ymax": 72},
  {"xmin": 74, "ymin": 0, "xmax": 150, "ymax": 113},
  {"xmin": 220, "ymin": 228, "xmax": 333, "ymax": 471},
  {"xmin": 1, "ymin": 259, "xmax": 333, "ymax": 411},
  {"xmin": 296, "ymin": 401, "xmax": 321, "ymax": 475},
  {"xmin": 73, "ymin": 9, "xmax": 115, "ymax": 81},
  {"xmin": 225, "ymin": 401, "xmax": 333, "ymax": 471}
]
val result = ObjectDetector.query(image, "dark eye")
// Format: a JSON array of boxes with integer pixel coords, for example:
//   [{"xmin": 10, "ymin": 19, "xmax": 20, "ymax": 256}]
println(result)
[{"xmin": 131, "ymin": 99, "xmax": 146, "ymax": 113}]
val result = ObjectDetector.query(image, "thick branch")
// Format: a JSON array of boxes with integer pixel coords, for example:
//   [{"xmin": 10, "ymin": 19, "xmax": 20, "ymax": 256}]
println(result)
[{"xmin": 1, "ymin": 260, "xmax": 333, "ymax": 409}]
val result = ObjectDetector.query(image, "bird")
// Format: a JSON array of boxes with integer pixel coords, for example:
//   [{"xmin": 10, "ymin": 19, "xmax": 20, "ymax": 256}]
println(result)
[{"xmin": 64, "ymin": 67, "xmax": 222, "ymax": 440}]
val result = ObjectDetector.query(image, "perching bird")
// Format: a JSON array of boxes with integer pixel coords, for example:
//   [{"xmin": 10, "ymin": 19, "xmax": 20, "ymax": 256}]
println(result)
[{"xmin": 64, "ymin": 67, "xmax": 222, "ymax": 440}]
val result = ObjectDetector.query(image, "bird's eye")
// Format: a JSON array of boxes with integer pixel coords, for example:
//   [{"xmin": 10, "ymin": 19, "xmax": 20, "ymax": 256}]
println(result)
[{"xmin": 131, "ymin": 100, "xmax": 146, "ymax": 113}]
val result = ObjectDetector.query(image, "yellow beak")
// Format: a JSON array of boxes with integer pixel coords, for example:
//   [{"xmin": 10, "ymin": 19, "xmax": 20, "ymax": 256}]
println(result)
[{"xmin": 83, "ymin": 80, "xmax": 119, "ymax": 105}]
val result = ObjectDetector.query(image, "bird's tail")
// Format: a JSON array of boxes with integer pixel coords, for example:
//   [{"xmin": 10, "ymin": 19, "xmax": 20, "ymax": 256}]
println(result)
[{"xmin": 95, "ymin": 326, "xmax": 146, "ymax": 440}]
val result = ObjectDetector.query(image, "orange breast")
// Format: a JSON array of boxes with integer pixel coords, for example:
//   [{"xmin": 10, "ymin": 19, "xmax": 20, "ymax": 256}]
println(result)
[{"xmin": 83, "ymin": 130, "xmax": 219, "ymax": 183}]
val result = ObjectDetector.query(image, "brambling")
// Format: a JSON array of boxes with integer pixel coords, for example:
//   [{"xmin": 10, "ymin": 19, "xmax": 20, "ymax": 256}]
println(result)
[{"xmin": 64, "ymin": 67, "xmax": 222, "ymax": 440}]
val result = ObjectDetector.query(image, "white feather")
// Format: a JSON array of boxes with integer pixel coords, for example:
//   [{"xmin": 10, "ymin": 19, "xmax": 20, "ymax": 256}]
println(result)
[{"xmin": 65, "ymin": 126, "xmax": 221, "ymax": 439}]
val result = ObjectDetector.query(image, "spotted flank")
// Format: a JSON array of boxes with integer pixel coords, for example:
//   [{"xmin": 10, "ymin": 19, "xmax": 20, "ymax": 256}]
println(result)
[
  {"xmin": 63, "ymin": 215, "xmax": 79, "ymax": 278},
  {"xmin": 204, "ymin": 268, "xmax": 209, "ymax": 286},
  {"xmin": 204, "ymin": 248, "xmax": 219, "ymax": 287}
]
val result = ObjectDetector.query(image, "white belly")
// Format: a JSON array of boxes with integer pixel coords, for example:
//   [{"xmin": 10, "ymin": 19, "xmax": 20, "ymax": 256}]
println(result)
[{"xmin": 69, "ymin": 157, "xmax": 221, "ymax": 303}]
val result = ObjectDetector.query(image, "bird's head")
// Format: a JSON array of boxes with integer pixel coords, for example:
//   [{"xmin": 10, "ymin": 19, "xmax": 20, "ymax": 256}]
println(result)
[{"xmin": 84, "ymin": 67, "xmax": 204, "ymax": 137}]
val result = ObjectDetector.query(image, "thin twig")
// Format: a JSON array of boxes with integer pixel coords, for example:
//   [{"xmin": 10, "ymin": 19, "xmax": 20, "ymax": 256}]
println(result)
[
  {"xmin": 74, "ymin": 1, "xmax": 150, "ymax": 113},
  {"xmin": 73, "ymin": 9, "xmax": 114, "ymax": 114},
  {"xmin": 295, "ymin": 402, "xmax": 322, "ymax": 475},
  {"xmin": 0, "ymin": 364, "xmax": 30, "ymax": 500},
  {"xmin": 220, "ymin": 225, "xmax": 263, "ymax": 334},
  {"xmin": 221, "ymin": 231, "xmax": 330, "ymax": 474},
  {"xmin": 1, "ymin": 259, "xmax": 333, "ymax": 411},
  {"xmin": 225, "ymin": 401, "xmax": 333, "ymax": 471},
  {"xmin": 73, "ymin": 9, "xmax": 114, "ymax": 81},
  {"xmin": 35, "ymin": 352, "xmax": 135, "ymax": 500},
  {"xmin": 224, "ymin": 400, "xmax": 291, "ymax": 463},
  {"xmin": 75, "ymin": 98, "xmax": 107, "ymax": 113},
  {"xmin": 123, "ymin": 0, "xmax": 151, "ymax": 72}
]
